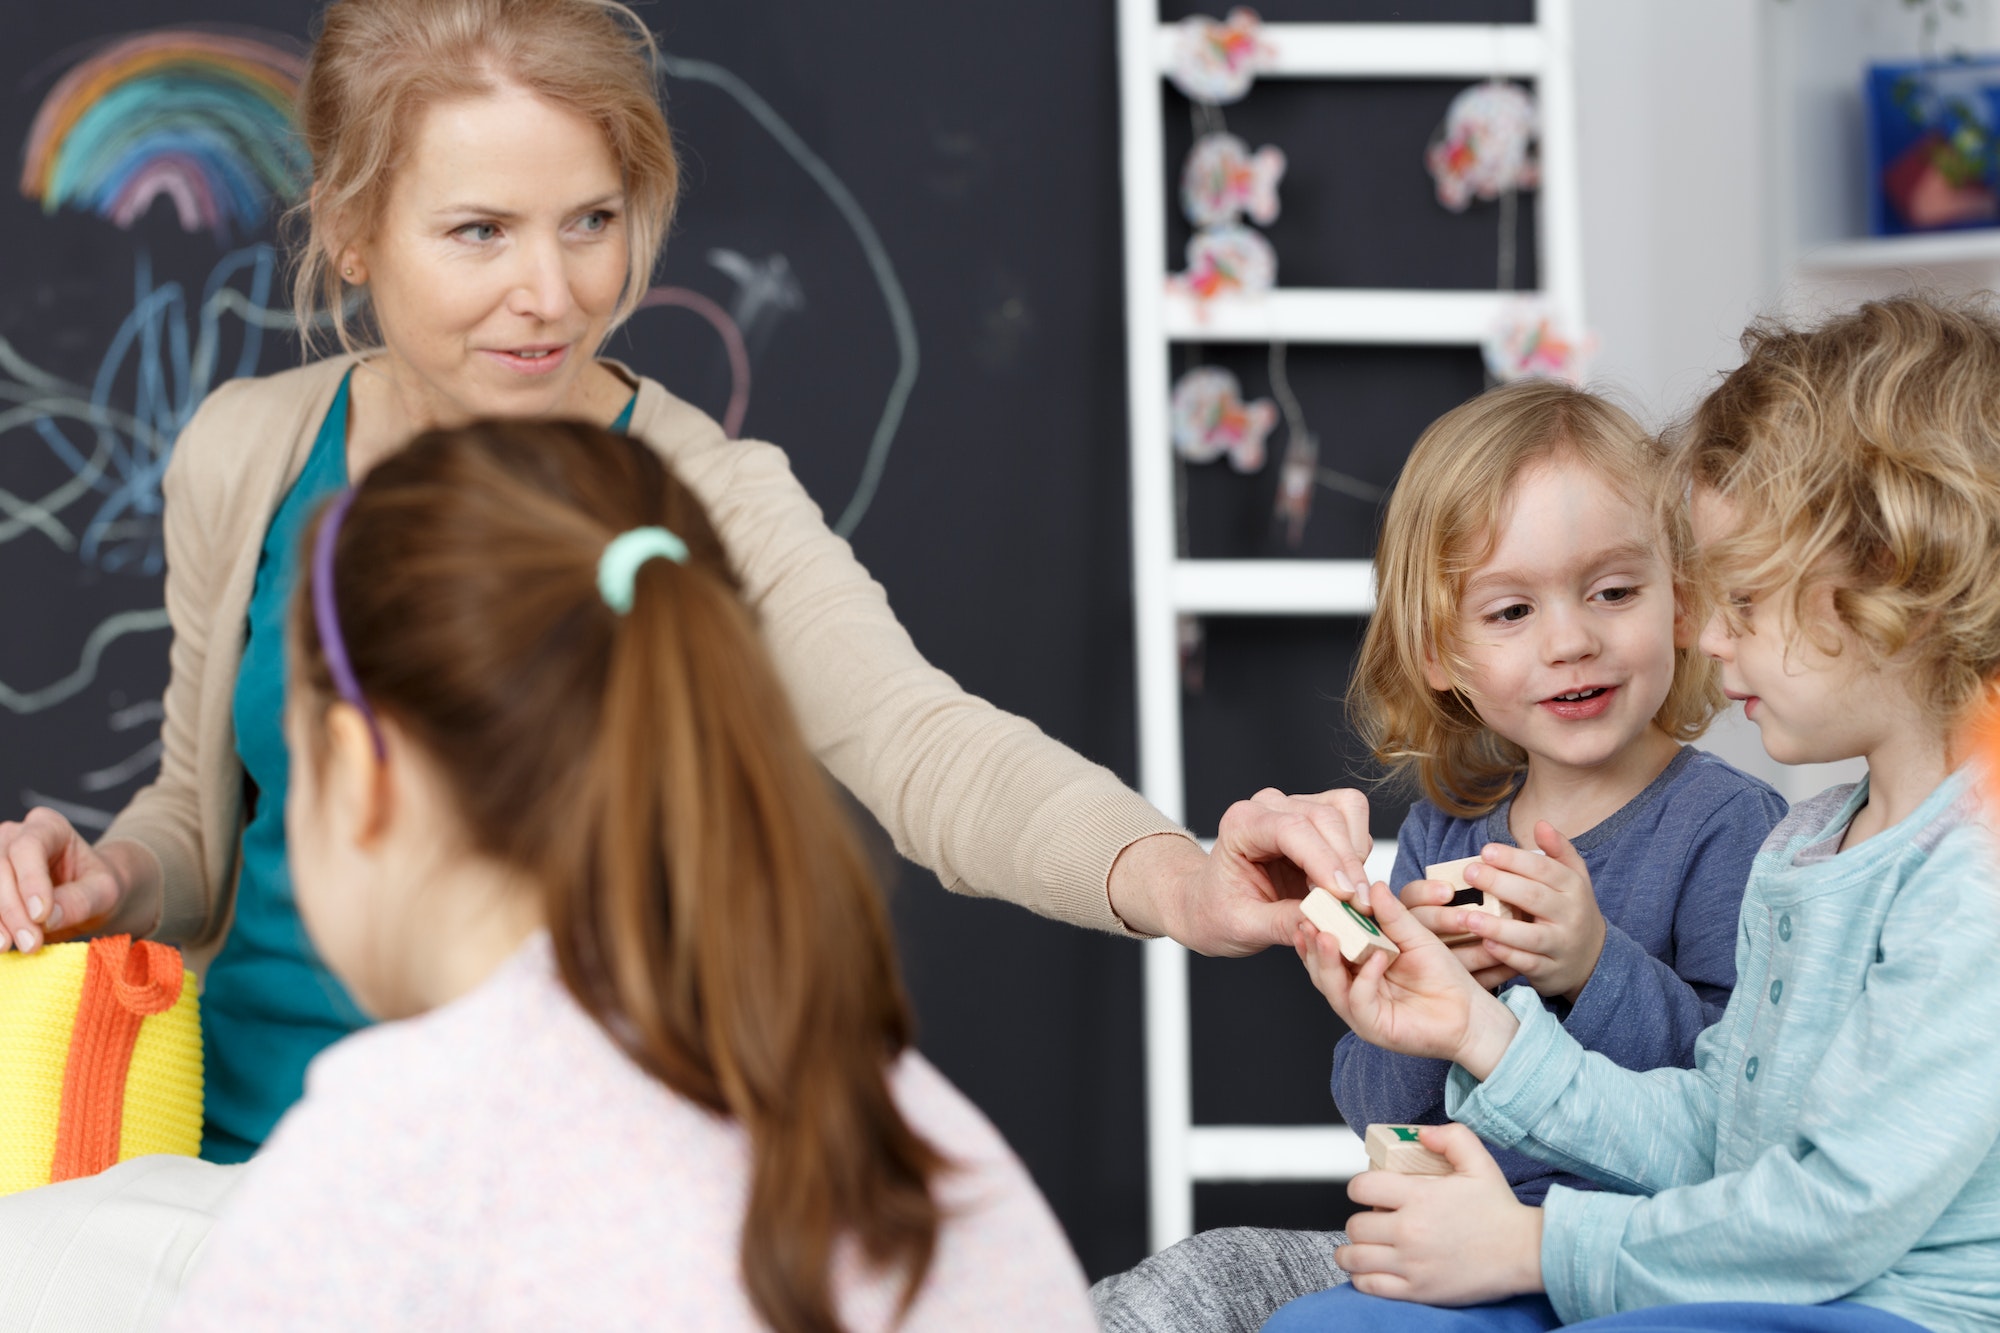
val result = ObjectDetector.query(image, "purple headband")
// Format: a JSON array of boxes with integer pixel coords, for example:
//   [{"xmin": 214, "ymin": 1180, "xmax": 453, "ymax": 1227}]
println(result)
[{"xmin": 310, "ymin": 487, "xmax": 386, "ymax": 759}]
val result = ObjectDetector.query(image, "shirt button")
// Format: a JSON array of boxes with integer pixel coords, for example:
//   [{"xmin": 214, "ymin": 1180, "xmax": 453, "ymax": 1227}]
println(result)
[
  {"xmin": 1778, "ymin": 914, "xmax": 1792, "ymax": 942},
  {"xmin": 1746, "ymin": 1056, "xmax": 1760, "ymax": 1082},
  {"xmin": 1769, "ymin": 980, "xmax": 1783, "ymax": 1004}
]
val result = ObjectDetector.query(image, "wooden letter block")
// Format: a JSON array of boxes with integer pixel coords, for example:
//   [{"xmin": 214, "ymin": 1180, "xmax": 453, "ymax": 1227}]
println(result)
[
  {"xmin": 1300, "ymin": 887, "xmax": 1400, "ymax": 968},
  {"xmin": 1364, "ymin": 1123, "xmax": 1453, "ymax": 1176},
  {"xmin": 1424, "ymin": 854, "xmax": 1519, "ymax": 946}
]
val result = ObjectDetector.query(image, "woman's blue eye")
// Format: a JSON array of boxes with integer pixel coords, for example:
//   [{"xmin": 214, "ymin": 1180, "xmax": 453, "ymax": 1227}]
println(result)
[
  {"xmin": 577, "ymin": 210, "xmax": 614, "ymax": 233},
  {"xmin": 455, "ymin": 222, "xmax": 499, "ymax": 242}
]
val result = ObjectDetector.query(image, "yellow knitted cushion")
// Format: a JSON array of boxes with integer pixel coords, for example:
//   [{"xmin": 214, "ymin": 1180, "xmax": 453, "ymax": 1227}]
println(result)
[{"xmin": 0, "ymin": 937, "xmax": 202, "ymax": 1196}]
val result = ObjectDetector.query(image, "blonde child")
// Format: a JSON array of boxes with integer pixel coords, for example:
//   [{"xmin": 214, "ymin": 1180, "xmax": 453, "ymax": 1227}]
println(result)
[
  {"xmin": 1275, "ymin": 294, "xmax": 2000, "ymax": 1332},
  {"xmin": 1095, "ymin": 381, "xmax": 1784, "ymax": 1333},
  {"xmin": 162, "ymin": 421, "xmax": 1097, "ymax": 1332},
  {"xmin": 1334, "ymin": 379, "xmax": 1785, "ymax": 1200}
]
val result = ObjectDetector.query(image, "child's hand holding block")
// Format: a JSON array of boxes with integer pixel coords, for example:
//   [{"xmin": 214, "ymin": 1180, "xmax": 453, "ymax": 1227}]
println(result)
[
  {"xmin": 1425, "ymin": 854, "xmax": 1522, "ymax": 946},
  {"xmin": 1300, "ymin": 887, "xmax": 1399, "ymax": 968},
  {"xmin": 1365, "ymin": 1123, "xmax": 1453, "ymax": 1176}
]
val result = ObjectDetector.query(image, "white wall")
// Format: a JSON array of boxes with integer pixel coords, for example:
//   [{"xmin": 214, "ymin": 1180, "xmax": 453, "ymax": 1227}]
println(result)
[{"xmin": 1566, "ymin": 0, "xmax": 1897, "ymax": 803}]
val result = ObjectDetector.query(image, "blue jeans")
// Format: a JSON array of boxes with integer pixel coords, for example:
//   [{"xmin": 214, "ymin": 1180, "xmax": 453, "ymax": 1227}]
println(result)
[{"xmin": 1262, "ymin": 1289, "xmax": 1930, "ymax": 1332}]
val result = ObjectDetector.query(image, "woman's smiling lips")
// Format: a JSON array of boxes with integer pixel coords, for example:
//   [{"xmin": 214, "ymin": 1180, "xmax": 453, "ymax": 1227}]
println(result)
[
  {"xmin": 1538, "ymin": 684, "xmax": 1617, "ymax": 720},
  {"xmin": 480, "ymin": 343, "xmax": 571, "ymax": 375}
]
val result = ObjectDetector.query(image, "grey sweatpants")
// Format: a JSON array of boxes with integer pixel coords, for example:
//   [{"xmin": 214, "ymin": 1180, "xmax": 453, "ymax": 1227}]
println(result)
[{"xmin": 1091, "ymin": 1227, "xmax": 1349, "ymax": 1332}]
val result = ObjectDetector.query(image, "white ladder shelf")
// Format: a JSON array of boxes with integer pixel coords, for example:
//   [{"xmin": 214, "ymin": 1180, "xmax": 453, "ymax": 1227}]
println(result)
[{"xmin": 1115, "ymin": 3, "xmax": 1586, "ymax": 1252}]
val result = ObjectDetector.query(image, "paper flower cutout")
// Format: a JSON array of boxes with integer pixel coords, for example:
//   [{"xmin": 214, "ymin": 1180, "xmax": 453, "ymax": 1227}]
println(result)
[
  {"xmin": 1427, "ymin": 81, "xmax": 1540, "ymax": 212},
  {"xmin": 1173, "ymin": 223, "xmax": 1277, "ymax": 302},
  {"xmin": 1169, "ymin": 7, "xmax": 1274, "ymax": 106},
  {"xmin": 1182, "ymin": 133, "xmax": 1286, "ymax": 229},
  {"xmin": 1483, "ymin": 300, "xmax": 1594, "ymax": 384},
  {"xmin": 1171, "ymin": 366, "xmax": 1277, "ymax": 472}
]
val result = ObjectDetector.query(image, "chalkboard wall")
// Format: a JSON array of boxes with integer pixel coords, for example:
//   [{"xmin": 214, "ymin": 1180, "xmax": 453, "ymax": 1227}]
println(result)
[{"xmin": 0, "ymin": 0, "xmax": 1534, "ymax": 1278}]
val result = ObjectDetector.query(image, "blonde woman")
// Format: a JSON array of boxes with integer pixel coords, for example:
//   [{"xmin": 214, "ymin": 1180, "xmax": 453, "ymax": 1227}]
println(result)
[{"xmin": 0, "ymin": 0, "xmax": 1368, "ymax": 1164}]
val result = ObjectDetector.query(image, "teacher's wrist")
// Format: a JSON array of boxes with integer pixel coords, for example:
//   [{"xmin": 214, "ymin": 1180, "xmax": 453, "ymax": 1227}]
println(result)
[
  {"xmin": 96, "ymin": 839, "xmax": 164, "ymax": 938},
  {"xmin": 1106, "ymin": 832, "xmax": 1205, "ymax": 940}
]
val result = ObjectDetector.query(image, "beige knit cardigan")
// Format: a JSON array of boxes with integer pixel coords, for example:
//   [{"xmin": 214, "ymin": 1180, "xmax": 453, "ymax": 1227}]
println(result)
[{"xmin": 102, "ymin": 355, "xmax": 1187, "ymax": 947}]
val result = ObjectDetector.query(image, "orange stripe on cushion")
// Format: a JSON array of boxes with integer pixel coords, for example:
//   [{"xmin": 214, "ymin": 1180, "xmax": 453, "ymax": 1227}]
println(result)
[{"xmin": 50, "ymin": 936, "xmax": 185, "ymax": 1182}]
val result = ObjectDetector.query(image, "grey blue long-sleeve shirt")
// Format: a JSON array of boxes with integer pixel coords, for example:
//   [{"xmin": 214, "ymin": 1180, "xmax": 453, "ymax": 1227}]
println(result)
[
  {"xmin": 1333, "ymin": 747, "xmax": 1786, "ymax": 1203},
  {"xmin": 1448, "ymin": 770, "xmax": 2000, "ymax": 1331}
]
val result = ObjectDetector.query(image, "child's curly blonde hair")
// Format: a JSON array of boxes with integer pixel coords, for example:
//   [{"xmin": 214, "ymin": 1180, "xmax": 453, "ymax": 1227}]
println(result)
[
  {"xmin": 1350, "ymin": 379, "xmax": 1720, "ymax": 818},
  {"xmin": 1670, "ymin": 293, "xmax": 2000, "ymax": 734}
]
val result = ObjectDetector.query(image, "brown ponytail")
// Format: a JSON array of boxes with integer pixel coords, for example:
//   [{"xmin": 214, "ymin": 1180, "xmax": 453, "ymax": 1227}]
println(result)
[{"xmin": 293, "ymin": 419, "xmax": 943, "ymax": 1332}]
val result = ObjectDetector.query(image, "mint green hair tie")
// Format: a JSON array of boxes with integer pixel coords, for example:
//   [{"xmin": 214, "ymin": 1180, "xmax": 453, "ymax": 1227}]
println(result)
[{"xmin": 597, "ymin": 526, "xmax": 689, "ymax": 614}]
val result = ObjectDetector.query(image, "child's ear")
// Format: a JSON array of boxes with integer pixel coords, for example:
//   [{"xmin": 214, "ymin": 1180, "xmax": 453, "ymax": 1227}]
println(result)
[
  {"xmin": 324, "ymin": 704, "xmax": 394, "ymax": 848},
  {"xmin": 1421, "ymin": 642, "xmax": 1453, "ymax": 693}
]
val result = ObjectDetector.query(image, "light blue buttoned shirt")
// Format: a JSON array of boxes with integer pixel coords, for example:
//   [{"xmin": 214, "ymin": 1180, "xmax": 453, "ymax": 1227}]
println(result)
[{"xmin": 1447, "ymin": 769, "xmax": 2000, "ymax": 1332}]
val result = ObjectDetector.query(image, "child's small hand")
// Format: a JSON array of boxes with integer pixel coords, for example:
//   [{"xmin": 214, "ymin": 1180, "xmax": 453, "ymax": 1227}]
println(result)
[
  {"xmin": 1398, "ymin": 878, "xmax": 1521, "ymax": 992},
  {"xmin": 1459, "ymin": 823, "xmax": 1606, "ymax": 1004},
  {"xmin": 1337, "ymin": 1124, "xmax": 1544, "ymax": 1305},
  {"xmin": 1296, "ymin": 886, "xmax": 1520, "ymax": 1079}
]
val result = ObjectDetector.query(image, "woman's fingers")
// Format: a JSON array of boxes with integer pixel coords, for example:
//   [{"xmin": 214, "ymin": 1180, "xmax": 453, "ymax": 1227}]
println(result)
[
  {"xmin": 0, "ymin": 813, "xmax": 72, "ymax": 953},
  {"xmin": 1237, "ymin": 788, "xmax": 1372, "ymax": 904},
  {"xmin": 46, "ymin": 866, "xmax": 120, "ymax": 941}
]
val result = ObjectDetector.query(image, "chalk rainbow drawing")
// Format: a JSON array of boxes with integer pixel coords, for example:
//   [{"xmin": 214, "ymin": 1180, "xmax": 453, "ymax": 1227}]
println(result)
[
  {"xmin": 0, "ymin": 27, "xmax": 311, "ymax": 753},
  {"xmin": 20, "ymin": 29, "xmax": 309, "ymax": 242}
]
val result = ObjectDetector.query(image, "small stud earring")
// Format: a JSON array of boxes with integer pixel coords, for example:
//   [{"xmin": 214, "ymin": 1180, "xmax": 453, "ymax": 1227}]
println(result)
[{"xmin": 342, "ymin": 266, "xmax": 354, "ymax": 279}]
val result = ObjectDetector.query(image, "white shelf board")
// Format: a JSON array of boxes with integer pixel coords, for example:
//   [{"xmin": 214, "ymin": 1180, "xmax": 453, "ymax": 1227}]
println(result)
[
  {"xmin": 1172, "ymin": 560, "xmax": 1374, "ymax": 616},
  {"xmin": 1188, "ymin": 1125, "xmax": 1369, "ymax": 1182},
  {"xmin": 1155, "ymin": 23, "xmax": 1545, "ymax": 80},
  {"xmin": 1163, "ymin": 288, "xmax": 1511, "ymax": 345},
  {"xmin": 1798, "ymin": 230, "xmax": 2000, "ymax": 274}
]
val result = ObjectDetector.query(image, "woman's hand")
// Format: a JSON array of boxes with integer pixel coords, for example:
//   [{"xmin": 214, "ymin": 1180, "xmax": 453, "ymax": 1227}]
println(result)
[
  {"xmin": 0, "ymin": 809, "xmax": 136, "ymax": 952},
  {"xmin": 1110, "ymin": 787, "xmax": 1380, "ymax": 957},
  {"xmin": 1337, "ymin": 1124, "xmax": 1545, "ymax": 1305},
  {"xmin": 1397, "ymin": 878, "xmax": 1520, "ymax": 992},
  {"xmin": 1459, "ymin": 824, "xmax": 1606, "ymax": 1004},
  {"xmin": 1296, "ymin": 884, "xmax": 1520, "ymax": 1078}
]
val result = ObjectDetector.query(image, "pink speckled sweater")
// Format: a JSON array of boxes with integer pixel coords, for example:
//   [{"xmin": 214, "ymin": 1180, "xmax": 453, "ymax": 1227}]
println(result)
[{"xmin": 161, "ymin": 936, "xmax": 1096, "ymax": 1331}]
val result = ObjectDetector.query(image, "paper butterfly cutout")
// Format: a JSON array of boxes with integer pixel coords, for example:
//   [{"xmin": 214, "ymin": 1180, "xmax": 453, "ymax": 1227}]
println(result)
[
  {"xmin": 1484, "ymin": 300, "xmax": 1594, "ymax": 384},
  {"xmin": 1183, "ymin": 133, "xmax": 1287, "ymax": 229},
  {"xmin": 1428, "ymin": 81, "xmax": 1540, "ymax": 212},
  {"xmin": 1173, "ymin": 223, "xmax": 1277, "ymax": 303},
  {"xmin": 1169, "ymin": 7, "xmax": 1274, "ymax": 106},
  {"xmin": 1171, "ymin": 366, "xmax": 1277, "ymax": 472}
]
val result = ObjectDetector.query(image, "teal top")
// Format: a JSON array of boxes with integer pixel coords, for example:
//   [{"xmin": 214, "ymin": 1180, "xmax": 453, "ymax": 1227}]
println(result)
[
  {"xmin": 1448, "ymin": 768, "xmax": 2000, "ymax": 1333},
  {"xmin": 204, "ymin": 376, "xmax": 638, "ymax": 1162}
]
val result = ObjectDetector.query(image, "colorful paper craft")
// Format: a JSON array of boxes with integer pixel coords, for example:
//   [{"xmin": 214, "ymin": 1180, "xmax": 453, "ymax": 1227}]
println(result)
[
  {"xmin": 1182, "ymin": 133, "xmax": 1286, "ymax": 229},
  {"xmin": 1483, "ymin": 299, "xmax": 1594, "ymax": 385},
  {"xmin": 1171, "ymin": 366, "xmax": 1277, "ymax": 473},
  {"xmin": 1169, "ymin": 7, "xmax": 1274, "ymax": 106},
  {"xmin": 1427, "ymin": 81, "xmax": 1540, "ymax": 213},
  {"xmin": 1174, "ymin": 223, "xmax": 1276, "ymax": 303}
]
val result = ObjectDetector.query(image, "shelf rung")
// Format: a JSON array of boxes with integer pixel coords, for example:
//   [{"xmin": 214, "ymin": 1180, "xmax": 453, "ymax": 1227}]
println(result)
[
  {"xmin": 1172, "ymin": 560, "xmax": 1374, "ymax": 616},
  {"xmin": 1163, "ymin": 288, "xmax": 1511, "ymax": 345},
  {"xmin": 1155, "ymin": 22, "xmax": 1546, "ymax": 81},
  {"xmin": 1188, "ymin": 1125, "xmax": 1368, "ymax": 1182}
]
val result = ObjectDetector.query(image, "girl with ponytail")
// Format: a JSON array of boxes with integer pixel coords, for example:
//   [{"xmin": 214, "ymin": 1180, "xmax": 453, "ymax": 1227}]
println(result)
[{"xmin": 163, "ymin": 419, "xmax": 1095, "ymax": 1332}]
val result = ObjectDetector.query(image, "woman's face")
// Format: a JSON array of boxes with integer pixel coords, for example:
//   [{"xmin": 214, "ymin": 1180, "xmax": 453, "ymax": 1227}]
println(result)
[{"xmin": 345, "ymin": 82, "xmax": 629, "ymax": 424}]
